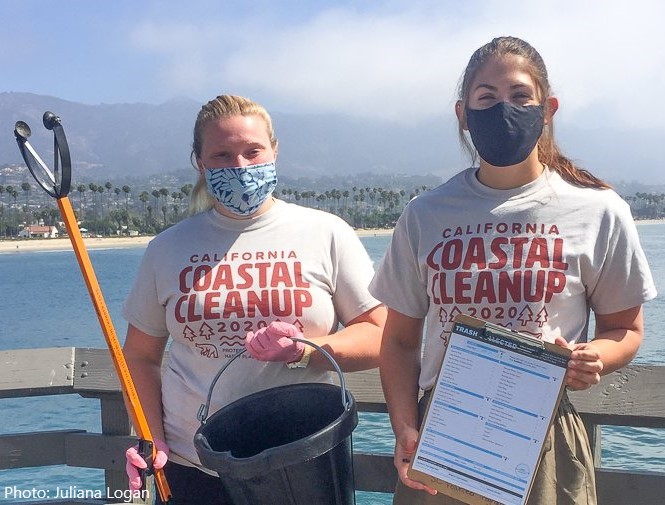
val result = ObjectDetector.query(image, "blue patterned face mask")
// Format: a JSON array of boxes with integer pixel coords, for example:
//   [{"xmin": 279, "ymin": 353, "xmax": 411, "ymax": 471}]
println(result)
[{"xmin": 204, "ymin": 161, "xmax": 277, "ymax": 217}]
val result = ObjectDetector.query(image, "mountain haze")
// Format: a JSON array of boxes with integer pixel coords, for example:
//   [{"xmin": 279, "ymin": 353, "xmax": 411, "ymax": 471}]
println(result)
[
  {"xmin": 0, "ymin": 92, "xmax": 459, "ymax": 182},
  {"xmin": 1, "ymin": 93, "xmax": 664, "ymax": 191}
]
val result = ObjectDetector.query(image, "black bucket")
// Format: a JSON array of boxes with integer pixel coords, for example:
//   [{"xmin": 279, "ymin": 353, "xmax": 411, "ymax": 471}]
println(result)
[{"xmin": 194, "ymin": 340, "xmax": 358, "ymax": 505}]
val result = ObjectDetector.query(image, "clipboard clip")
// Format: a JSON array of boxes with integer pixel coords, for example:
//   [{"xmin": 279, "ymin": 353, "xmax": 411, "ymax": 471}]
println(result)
[{"xmin": 483, "ymin": 321, "xmax": 545, "ymax": 351}]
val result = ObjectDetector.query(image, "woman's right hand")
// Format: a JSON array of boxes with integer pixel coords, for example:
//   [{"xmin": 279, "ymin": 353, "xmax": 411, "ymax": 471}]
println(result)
[
  {"xmin": 394, "ymin": 426, "xmax": 438, "ymax": 495},
  {"xmin": 245, "ymin": 321, "xmax": 305, "ymax": 363},
  {"xmin": 125, "ymin": 438, "xmax": 169, "ymax": 491}
]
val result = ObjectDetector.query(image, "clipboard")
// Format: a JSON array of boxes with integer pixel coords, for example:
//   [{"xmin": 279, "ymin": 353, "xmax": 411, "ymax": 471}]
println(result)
[{"xmin": 408, "ymin": 314, "xmax": 571, "ymax": 505}]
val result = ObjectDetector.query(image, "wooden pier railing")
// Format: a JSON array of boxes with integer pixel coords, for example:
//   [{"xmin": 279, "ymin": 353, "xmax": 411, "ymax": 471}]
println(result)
[{"xmin": 1, "ymin": 347, "xmax": 664, "ymax": 504}]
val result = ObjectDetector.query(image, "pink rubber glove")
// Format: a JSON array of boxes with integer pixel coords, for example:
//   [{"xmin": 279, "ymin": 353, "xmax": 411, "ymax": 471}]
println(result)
[
  {"xmin": 245, "ymin": 321, "xmax": 305, "ymax": 363},
  {"xmin": 125, "ymin": 438, "xmax": 169, "ymax": 491}
]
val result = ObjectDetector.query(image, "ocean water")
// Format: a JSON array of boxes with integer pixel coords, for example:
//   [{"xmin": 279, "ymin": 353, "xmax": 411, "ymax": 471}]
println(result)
[{"xmin": 0, "ymin": 224, "xmax": 663, "ymax": 504}]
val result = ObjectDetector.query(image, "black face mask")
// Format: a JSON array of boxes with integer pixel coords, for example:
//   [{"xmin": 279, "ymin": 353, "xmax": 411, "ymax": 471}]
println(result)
[{"xmin": 465, "ymin": 102, "xmax": 544, "ymax": 167}]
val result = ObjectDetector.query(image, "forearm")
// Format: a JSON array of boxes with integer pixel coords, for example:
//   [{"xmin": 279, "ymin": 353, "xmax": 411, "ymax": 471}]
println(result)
[
  {"xmin": 379, "ymin": 308, "xmax": 424, "ymax": 435},
  {"xmin": 380, "ymin": 335, "xmax": 421, "ymax": 436},
  {"xmin": 125, "ymin": 355, "xmax": 166, "ymax": 440},
  {"xmin": 306, "ymin": 305, "xmax": 387, "ymax": 372},
  {"xmin": 123, "ymin": 325, "xmax": 168, "ymax": 441},
  {"xmin": 592, "ymin": 305, "xmax": 644, "ymax": 375},
  {"xmin": 562, "ymin": 306, "xmax": 644, "ymax": 390},
  {"xmin": 590, "ymin": 329, "xmax": 642, "ymax": 375}
]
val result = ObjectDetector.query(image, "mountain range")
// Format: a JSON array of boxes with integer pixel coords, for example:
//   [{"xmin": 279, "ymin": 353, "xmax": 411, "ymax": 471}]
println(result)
[
  {"xmin": 0, "ymin": 92, "xmax": 461, "ymax": 183},
  {"xmin": 1, "ymin": 92, "xmax": 663, "ymax": 193}
]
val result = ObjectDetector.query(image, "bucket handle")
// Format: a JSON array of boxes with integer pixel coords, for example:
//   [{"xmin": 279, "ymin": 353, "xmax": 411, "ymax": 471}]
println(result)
[{"xmin": 197, "ymin": 338, "xmax": 351, "ymax": 425}]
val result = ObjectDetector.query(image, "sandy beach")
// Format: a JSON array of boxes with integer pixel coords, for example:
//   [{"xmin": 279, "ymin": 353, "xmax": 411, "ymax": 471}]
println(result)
[
  {"xmin": 0, "ymin": 228, "xmax": 394, "ymax": 254},
  {"xmin": 3, "ymin": 219, "xmax": 662, "ymax": 254},
  {"xmin": 0, "ymin": 236, "xmax": 155, "ymax": 254}
]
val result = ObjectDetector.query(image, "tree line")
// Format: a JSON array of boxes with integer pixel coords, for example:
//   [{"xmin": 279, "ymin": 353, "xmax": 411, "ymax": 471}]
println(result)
[
  {"xmin": 1, "ymin": 180, "xmax": 663, "ymax": 239},
  {"xmin": 0, "ymin": 180, "xmax": 432, "ymax": 238}
]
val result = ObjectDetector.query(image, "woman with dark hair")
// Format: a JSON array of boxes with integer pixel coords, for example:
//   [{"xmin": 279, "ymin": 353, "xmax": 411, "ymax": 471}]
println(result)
[{"xmin": 371, "ymin": 36, "xmax": 656, "ymax": 505}]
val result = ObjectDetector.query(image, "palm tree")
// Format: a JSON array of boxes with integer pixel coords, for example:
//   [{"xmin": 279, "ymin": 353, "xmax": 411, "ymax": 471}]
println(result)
[
  {"xmin": 332, "ymin": 189, "xmax": 342, "ymax": 212},
  {"xmin": 171, "ymin": 191, "xmax": 183, "ymax": 222},
  {"xmin": 114, "ymin": 187, "xmax": 121, "ymax": 210},
  {"xmin": 5, "ymin": 187, "xmax": 17, "ymax": 236},
  {"xmin": 21, "ymin": 182, "xmax": 31, "ymax": 211},
  {"xmin": 151, "ymin": 190, "xmax": 161, "ymax": 223},
  {"xmin": 139, "ymin": 191, "xmax": 150, "ymax": 226},
  {"xmin": 76, "ymin": 184, "xmax": 87, "ymax": 219},
  {"xmin": 146, "ymin": 204, "xmax": 153, "ymax": 227},
  {"xmin": 122, "ymin": 185, "xmax": 131, "ymax": 212},
  {"xmin": 180, "ymin": 184, "xmax": 192, "ymax": 197},
  {"xmin": 104, "ymin": 181, "xmax": 112, "ymax": 211},
  {"xmin": 6, "ymin": 186, "xmax": 16, "ymax": 206},
  {"xmin": 161, "ymin": 205, "xmax": 168, "ymax": 226},
  {"xmin": 97, "ymin": 185, "xmax": 105, "ymax": 215},
  {"xmin": 159, "ymin": 188, "xmax": 170, "ymax": 223},
  {"xmin": 0, "ymin": 185, "xmax": 4, "ymax": 238},
  {"xmin": 180, "ymin": 184, "xmax": 193, "ymax": 210},
  {"xmin": 88, "ymin": 183, "xmax": 98, "ymax": 220},
  {"xmin": 9, "ymin": 187, "xmax": 18, "ymax": 205}
]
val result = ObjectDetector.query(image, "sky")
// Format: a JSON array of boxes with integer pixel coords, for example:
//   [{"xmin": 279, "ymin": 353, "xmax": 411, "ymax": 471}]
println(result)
[{"xmin": 2, "ymin": 0, "xmax": 665, "ymax": 182}]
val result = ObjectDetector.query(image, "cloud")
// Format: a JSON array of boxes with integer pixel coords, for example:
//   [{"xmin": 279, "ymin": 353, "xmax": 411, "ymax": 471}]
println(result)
[
  {"xmin": 221, "ymin": 9, "xmax": 467, "ymax": 119},
  {"xmin": 129, "ymin": 0, "xmax": 665, "ymax": 131},
  {"xmin": 130, "ymin": 22, "xmax": 216, "ymax": 98}
]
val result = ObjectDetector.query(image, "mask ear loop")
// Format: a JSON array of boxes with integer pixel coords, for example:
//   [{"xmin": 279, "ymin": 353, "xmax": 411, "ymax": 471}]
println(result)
[{"xmin": 190, "ymin": 151, "xmax": 205, "ymax": 174}]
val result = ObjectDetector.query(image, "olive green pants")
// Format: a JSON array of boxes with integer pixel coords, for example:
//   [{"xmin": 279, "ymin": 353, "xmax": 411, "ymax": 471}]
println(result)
[{"xmin": 393, "ymin": 392, "xmax": 597, "ymax": 505}]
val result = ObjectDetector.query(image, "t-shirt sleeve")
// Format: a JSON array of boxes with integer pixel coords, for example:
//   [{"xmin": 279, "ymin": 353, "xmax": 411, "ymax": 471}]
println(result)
[
  {"xmin": 369, "ymin": 206, "xmax": 430, "ymax": 319},
  {"xmin": 330, "ymin": 220, "xmax": 382, "ymax": 324},
  {"xmin": 585, "ymin": 199, "xmax": 657, "ymax": 315},
  {"xmin": 122, "ymin": 243, "xmax": 170, "ymax": 338}
]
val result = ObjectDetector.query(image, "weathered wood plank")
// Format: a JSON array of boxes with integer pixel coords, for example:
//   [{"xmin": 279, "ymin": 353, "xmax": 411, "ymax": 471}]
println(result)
[
  {"xmin": 0, "ymin": 348, "xmax": 74, "ymax": 398},
  {"xmin": 353, "ymin": 452, "xmax": 397, "ymax": 493},
  {"xmin": 64, "ymin": 432, "xmax": 135, "ymax": 471},
  {"xmin": 595, "ymin": 467, "xmax": 665, "ymax": 505},
  {"xmin": 72, "ymin": 348, "xmax": 124, "ymax": 394},
  {"xmin": 569, "ymin": 365, "xmax": 665, "ymax": 427},
  {"xmin": 2, "ymin": 348, "xmax": 665, "ymax": 505},
  {"xmin": 69, "ymin": 348, "xmax": 665, "ymax": 427},
  {"xmin": 0, "ymin": 431, "xmax": 135, "ymax": 472},
  {"xmin": 98, "ymin": 396, "xmax": 133, "ymax": 497},
  {"xmin": 3, "ymin": 430, "xmax": 665, "ymax": 504},
  {"xmin": 71, "ymin": 348, "xmax": 391, "ymax": 410},
  {"xmin": 336, "ymin": 369, "xmax": 388, "ymax": 412},
  {"xmin": 346, "ymin": 366, "xmax": 665, "ymax": 426},
  {"xmin": 0, "ymin": 430, "xmax": 83, "ymax": 469},
  {"xmin": 352, "ymin": 452, "xmax": 665, "ymax": 502},
  {"xmin": 71, "ymin": 350, "xmax": 150, "ymax": 500},
  {"xmin": 351, "ymin": 452, "xmax": 665, "ymax": 502}
]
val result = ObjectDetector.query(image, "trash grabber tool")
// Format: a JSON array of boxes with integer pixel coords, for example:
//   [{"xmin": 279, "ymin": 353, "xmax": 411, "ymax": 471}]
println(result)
[{"xmin": 14, "ymin": 112, "xmax": 172, "ymax": 503}]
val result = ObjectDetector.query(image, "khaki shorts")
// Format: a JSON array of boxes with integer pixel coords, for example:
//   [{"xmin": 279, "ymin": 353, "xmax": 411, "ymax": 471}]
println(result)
[{"xmin": 393, "ymin": 391, "xmax": 597, "ymax": 505}]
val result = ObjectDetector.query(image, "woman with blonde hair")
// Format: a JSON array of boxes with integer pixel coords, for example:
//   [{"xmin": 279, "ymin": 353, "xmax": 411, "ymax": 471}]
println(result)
[{"xmin": 123, "ymin": 94, "xmax": 386, "ymax": 503}]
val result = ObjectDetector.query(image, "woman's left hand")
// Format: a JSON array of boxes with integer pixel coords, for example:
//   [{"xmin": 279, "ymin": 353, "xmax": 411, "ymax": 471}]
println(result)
[{"xmin": 554, "ymin": 337, "xmax": 604, "ymax": 390}]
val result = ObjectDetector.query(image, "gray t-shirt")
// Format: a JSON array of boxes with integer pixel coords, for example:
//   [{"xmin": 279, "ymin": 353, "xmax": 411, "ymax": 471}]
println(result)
[
  {"xmin": 370, "ymin": 167, "xmax": 657, "ymax": 390},
  {"xmin": 123, "ymin": 199, "xmax": 379, "ymax": 469}
]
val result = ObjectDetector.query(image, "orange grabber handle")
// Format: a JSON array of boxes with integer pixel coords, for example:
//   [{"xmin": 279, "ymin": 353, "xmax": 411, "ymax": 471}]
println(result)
[{"xmin": 57, "ymin": 196, "xmax": 172, "ymax": 502}]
